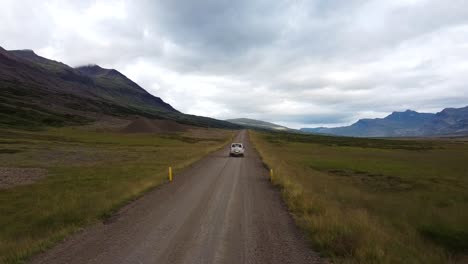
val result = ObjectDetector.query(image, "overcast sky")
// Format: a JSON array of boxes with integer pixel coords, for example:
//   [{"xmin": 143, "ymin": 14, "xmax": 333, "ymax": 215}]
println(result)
[{"xmin": 2, "ymin": 0, "xmax": 468, "ymax": 128}]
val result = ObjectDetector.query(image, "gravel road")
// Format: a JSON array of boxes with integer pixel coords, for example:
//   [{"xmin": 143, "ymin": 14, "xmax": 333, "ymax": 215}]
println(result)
[{"xmin": 30, "ymin": 130, "xmax": 322, "ymax": 264}]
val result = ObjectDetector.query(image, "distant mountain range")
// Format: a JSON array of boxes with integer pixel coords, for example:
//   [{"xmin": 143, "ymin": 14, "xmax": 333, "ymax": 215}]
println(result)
[
  {"xmin": 0, "ymin": 47, "xmax": 239, "ymax": 129},
  {"xmin": 3, "ymin": 47, "xmax": 466, "ymax": 136},
  {"xmin": 226, "ymin": 118, "xmax": 292, "ymax": 131},
  {"xmin": 301, "ymin": 107, "xmax": 468, "ymax": 137}
]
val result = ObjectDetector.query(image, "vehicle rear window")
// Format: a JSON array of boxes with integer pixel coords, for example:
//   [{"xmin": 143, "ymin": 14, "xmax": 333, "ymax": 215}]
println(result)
[{"xmin": 231, "ymin": 144, "xmax": 243, "ymax": 148}]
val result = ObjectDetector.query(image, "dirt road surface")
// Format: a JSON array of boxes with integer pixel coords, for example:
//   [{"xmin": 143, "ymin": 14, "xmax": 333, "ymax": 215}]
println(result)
[{"xmin": 30, "ymin": 130, "xmax": 322, "ymax": 264}]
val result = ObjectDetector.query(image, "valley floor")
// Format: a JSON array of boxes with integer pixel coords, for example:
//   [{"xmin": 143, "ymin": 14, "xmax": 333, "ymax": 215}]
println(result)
[
  {"xmin": 250, "ymin": 131, "xmax": 468, "ymax": 264},
  {"xmin": 27, "ymin": 130, "xmax": 322, "ymax": 264},
  {"xmin": 0, "ymin": 126, "xmax": 231, "ymax": 263}
]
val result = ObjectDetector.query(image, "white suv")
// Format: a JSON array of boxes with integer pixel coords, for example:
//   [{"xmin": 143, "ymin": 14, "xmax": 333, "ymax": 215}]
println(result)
[{"xmin": 229, "ymin": 143, "xmax": 244, "ymax": 157}]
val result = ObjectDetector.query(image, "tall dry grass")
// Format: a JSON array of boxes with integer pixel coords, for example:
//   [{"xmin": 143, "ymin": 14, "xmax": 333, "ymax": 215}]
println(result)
[{"xmin": 250, "ymin": 131, "xmax": 467, "ymax": 264}]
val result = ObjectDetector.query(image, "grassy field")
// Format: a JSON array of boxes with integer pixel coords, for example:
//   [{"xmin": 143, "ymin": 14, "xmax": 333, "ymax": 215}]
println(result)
[
  {"xmin": 250, "ymin": 131, "xmax": 468, "ymax": 264},
  {"xmin": 0, "ymin": 127, "xmax": 232, "ymax": 264}
]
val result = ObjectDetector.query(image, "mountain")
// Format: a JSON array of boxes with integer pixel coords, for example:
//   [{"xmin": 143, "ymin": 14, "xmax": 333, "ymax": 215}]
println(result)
[
  {"xmin": 301, "ymin": 107, "xmax": 468, "ymax": 137},
  {"xmin": 226, "ymin": 118, "xmax": 291, "ymax": 131},
  {"xmin": 75, "ymin": 64, "xmax": 178, "ymax": 113},
  {"xmin": 0, "ymin": 47, "xmax": 239, "ymax": 129}
]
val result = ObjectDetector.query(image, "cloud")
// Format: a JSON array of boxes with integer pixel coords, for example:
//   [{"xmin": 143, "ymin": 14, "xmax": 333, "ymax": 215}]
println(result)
[{"xmin": 1, "ymin": 0, "xmax": 468, "ymax": 128}]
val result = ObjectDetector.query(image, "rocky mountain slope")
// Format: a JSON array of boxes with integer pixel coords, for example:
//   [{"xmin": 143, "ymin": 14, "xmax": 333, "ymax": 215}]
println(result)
[{"xmin": 0, "ymin": 47, "xmax": 238, "ymax": 129}]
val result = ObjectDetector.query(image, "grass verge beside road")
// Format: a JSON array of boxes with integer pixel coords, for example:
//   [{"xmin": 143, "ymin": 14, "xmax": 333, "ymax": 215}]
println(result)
[
  {"xmin": 250, "ymin": 131, "xmax": 468, "ymax": 264},
  {"xmin": 0, "ymin": 127, "xmax": 232, "ymax": 264}
]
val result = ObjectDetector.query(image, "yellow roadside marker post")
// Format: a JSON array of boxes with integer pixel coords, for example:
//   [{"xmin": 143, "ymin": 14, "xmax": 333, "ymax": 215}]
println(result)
[
  {"xmin": 169, "ymin": 166, "xmax": 173, "ymax": 182},
  {"xmin": 270, "ymin": 168, "xmax": 273, "ymax": 182}
]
